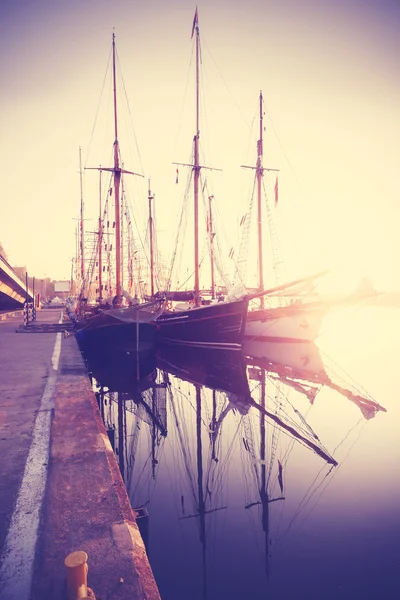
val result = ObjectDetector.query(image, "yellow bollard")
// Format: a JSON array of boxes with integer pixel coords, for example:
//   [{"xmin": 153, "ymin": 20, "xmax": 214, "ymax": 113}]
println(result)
[{"xmin": 64, "ymin": 550, "xmax": 89, "ymax": 600}]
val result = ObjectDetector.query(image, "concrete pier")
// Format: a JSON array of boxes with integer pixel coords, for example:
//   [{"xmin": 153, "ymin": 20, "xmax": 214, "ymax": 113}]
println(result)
[{"xmin": 0, "ymin": 309, "xmax": 161, "ymax": 599}]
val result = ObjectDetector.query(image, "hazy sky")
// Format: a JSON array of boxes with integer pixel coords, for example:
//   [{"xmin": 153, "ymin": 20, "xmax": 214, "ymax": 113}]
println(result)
[{"xmin": 1, "ymin": 0, "xmax": 399, "ymax": 292}]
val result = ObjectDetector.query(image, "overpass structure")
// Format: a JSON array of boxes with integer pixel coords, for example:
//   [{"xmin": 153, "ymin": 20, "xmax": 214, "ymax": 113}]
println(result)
[{"xmin": 0, "ymin": 254, "xmax": 33, "ymax": 310}]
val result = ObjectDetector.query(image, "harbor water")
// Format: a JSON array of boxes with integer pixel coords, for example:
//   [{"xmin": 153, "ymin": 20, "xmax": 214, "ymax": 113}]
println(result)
[{"xmin": 85, "ymin": 305, "xmax": 400, "ymax": 600}]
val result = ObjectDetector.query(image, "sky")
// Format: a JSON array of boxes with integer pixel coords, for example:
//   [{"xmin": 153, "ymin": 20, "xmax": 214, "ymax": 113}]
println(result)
[{"xmin": 1, "ymin": 0, "xmax": 399, "ymax": 292}]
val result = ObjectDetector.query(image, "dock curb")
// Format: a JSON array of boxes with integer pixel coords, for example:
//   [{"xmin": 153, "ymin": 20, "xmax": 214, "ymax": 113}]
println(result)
[{"xmin": 31, "ymin": 333, "xmax": 161, "ymax": 599}]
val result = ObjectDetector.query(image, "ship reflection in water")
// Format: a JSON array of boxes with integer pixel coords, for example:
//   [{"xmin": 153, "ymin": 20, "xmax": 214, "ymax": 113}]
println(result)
[{"xmin": 82, "ymin": 309, "xmax": 397, "ymax": 600}]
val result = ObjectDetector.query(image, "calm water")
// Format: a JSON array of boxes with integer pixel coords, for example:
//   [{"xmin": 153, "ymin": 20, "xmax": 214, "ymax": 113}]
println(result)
[{"xmin": 86, "ymin": 306, "xmax": 400, "ymax": 600}]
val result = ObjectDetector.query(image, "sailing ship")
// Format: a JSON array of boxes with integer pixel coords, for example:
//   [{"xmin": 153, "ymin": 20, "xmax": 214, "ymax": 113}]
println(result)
[
  {"xmin": 74, "ymin": 34, "xmax": 164, "ymax": 353},
  {"xmin": 237, "ymin": 91, "xmax": 329, "ymax": 342},
  {"xmin": 239, "ymin": 92, "xmax": 378, "ymax": 342},
  {"xmin": 155, "ymin": 9, "xmax": 249, "ymax": 348}
]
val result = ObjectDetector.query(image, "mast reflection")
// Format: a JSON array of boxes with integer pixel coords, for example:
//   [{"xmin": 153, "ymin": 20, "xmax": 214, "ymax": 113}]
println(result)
[
  {"xmin": 87, "ymin": 347, "xmax": 167, "ymax": 552},
  {"xmin": 83, "ymin": 338, "xmax": 386, "ymax": 598},
  {"xmin": 158, "ymin": 344, "xmax": 253, "ymax": 599}
]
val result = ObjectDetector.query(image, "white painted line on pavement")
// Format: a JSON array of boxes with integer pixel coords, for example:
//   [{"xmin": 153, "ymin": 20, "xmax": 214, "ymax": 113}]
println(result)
[
  {"xmin": 0, "ymin": 331, "xmax": 62, "ymax": 599},
  {"xmin": 52, "ymin": 332, "xmax": 62, "ymax": 371}
]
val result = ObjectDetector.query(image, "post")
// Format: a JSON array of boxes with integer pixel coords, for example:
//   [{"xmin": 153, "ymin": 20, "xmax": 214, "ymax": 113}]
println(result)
[{"xmin": 64, "ymin": 550, "xmax": 89, "ymax": 600}]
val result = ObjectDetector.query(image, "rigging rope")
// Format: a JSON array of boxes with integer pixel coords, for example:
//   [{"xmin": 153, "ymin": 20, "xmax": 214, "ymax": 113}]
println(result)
[
  {"xmin": 165, "ymin": 167, "xmax": 193, "ymax": 291},
  {"xmin": 233, "ymin": 176, "xmax": 256, "ymax": 287},
  {"xmin": 262, "ymin": 177, "xmax": 286, "ymax": 292}
]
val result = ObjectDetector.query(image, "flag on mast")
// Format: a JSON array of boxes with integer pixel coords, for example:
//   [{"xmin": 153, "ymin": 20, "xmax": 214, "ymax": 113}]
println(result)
[{"xmin": 191, "ymin": 7, "xmax": 198, "ymax": 38}]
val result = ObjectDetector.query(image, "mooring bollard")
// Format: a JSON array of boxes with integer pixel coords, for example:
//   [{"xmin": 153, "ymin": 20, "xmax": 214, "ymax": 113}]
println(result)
[{"xmin": 64, "ymin": 550, "xmax": 89, "ymax": 600}]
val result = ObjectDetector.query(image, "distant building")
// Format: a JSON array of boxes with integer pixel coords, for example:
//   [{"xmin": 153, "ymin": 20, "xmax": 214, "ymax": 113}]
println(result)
[{"xmin": 54, "ymin": 281, "xmax": 71, "ymax": 293}]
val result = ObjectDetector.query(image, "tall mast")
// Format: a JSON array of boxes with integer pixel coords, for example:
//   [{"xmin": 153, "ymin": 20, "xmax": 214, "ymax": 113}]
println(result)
[
  {"xmin": 75, "ymin": 224, "xmax": 79, "ymax": 283},
  {"xmin": 79, "ymin": 147, "xmax": 85, "ymax": 283},
  {"xmin": 112, "ymin": 32, "xmax": 122, "ymax": 301},
  {"xmin": 193, "ymin": 11, "xmax": 200, "ymax": 307},
  {"xmin": 148, "ymin": 180, "xmax": 155, "ymax": 297},
  {"xmin": 172, "ymin": 11, "xmax": 221, "ymax": 305},
  {"xmin": 121, "ymin": 172, "xmax": 126, "ymax": 292},
  {"xmin": 242, "ymin": 92, "xmax": 279, "ymax": 307},
  {"xmin": 86, "ymin": 34, "xmax": 143, "ymax": 305},
  {"xmin": 257, "ymin": 92, "xmax": 264, "ymax": 309},
  {"xmin": 70, "ymin": 257, "xmax": 74, "ymax": 296},
  {"xmin": 98, "ymin": 168, "xmax": 103, "ymax": 301}
]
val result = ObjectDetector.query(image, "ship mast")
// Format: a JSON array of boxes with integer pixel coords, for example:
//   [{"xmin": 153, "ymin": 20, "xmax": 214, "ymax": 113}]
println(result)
[
  {"xmin": 256, "ymin": 93, "xmax": 264, "ymax": 309},
  {"xmin": 86, "ymin": 33, "xmax": 143, "ymax": 305},
  {"xmin": 75, "ymin": 225, "xmax": 79, "ymax": 287},
  {"xmin": 242, "ymin": 92, "xmax": 279, "ymax": 307},
  {"xmin": 79, "ymin": 147, "xmax": 85, "ymax": 284},
  {"xmin": 98, "ymin": 168, "xmax": 103, "ymax": 302},
  {"xmin": 172, "ymin": 10, "xmax": 221, "ymax": 306},
  {"xmin": 111, "ymin": 33, "xmax": 123, "ymax": 302},
  {"xmin": 148, "ymin": 180, "xmax": 155, "ymax": 297},
  {"xmin": 193, "ymin": 11, "xmax": 200, "ymax": 307}
]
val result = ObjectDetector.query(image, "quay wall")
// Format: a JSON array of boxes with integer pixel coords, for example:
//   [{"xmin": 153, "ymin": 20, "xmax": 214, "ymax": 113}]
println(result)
[{"xmin": 32, "ymin": 324, "xmax": 161, "ymax": 599}]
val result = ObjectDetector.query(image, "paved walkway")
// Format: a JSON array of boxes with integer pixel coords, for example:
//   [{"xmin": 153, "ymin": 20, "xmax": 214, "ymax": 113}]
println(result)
[{"xmin": 0, "ymin": 309, "xmax": 160, "ymax": 600}]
